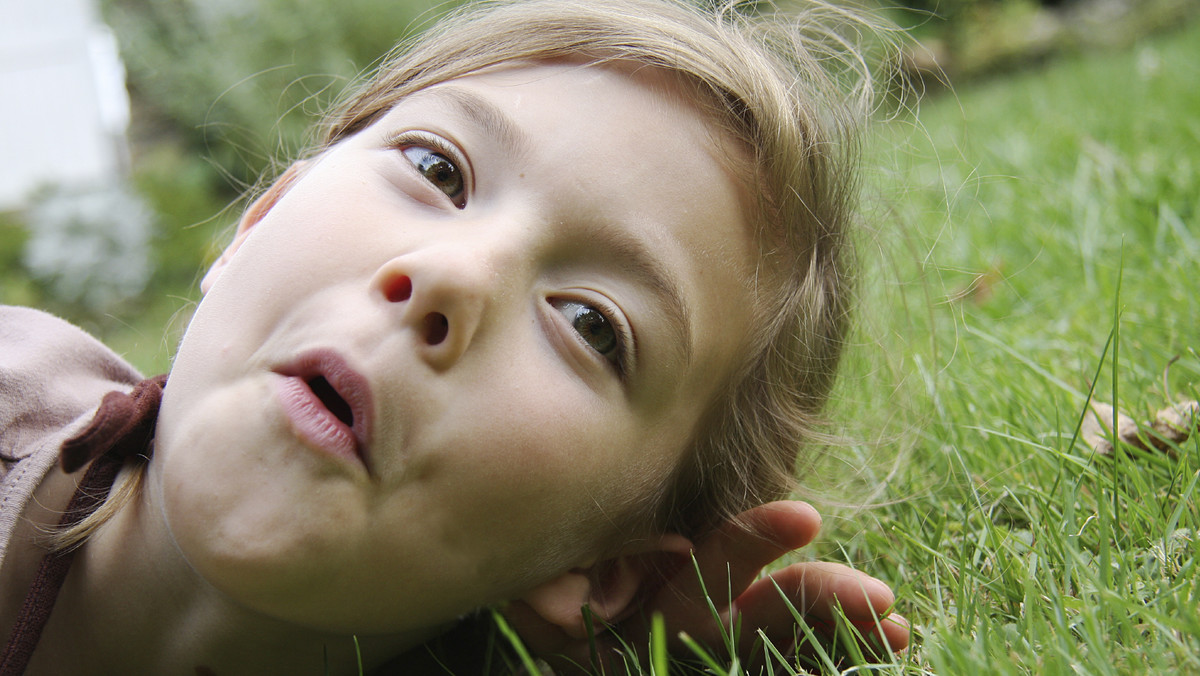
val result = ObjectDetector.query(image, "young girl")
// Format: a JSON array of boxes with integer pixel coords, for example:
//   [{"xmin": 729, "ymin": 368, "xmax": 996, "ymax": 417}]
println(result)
[{"xmin": 1, "ymin": 0, "xmax": 908, "ymax": 673}]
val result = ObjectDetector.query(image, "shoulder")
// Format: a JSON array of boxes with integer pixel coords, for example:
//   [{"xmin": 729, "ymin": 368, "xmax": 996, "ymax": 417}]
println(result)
[
  {"xmin": 0, "ymin": 306, "xmax": 143, "ymax": 466},
  {"xmin": 0, "ymin": 306, "xmax": 140, "ymax": 374}
]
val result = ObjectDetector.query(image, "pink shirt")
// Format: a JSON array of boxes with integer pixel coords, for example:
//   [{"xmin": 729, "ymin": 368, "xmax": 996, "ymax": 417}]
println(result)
[{"xmin": 0, "ymin": 306, "xmax": 141, "ymax": 573}]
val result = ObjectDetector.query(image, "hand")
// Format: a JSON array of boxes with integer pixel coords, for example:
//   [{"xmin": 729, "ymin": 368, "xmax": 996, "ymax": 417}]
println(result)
[{"xmin": 507, "ymin": 500, "xmax": 909, "ymax": 672}]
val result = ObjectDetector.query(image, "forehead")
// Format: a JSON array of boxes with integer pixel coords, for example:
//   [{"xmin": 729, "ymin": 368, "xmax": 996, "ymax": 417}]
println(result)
[{"xmin": 405, "ymin": 60, "xmax": 744, "ymax": 193}]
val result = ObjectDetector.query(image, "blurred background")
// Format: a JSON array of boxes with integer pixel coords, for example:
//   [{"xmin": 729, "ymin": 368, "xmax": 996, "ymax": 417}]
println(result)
[{"xmin": 1, "ymin": 0, "xmax": 1197, "ymax": 375}]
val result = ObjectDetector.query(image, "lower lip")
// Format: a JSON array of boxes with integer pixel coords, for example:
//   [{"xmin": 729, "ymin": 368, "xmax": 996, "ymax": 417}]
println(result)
[{"xmin": 273, "ymin": 375, "xmax": 363, "ymax": 467}]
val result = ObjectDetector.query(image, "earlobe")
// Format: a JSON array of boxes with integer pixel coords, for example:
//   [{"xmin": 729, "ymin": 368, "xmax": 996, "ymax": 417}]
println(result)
[
  {"xmin": 517, "ymin": 534, "xmax": 693, "ymax": 639},
  {"xmin": 519, "ymin": 569, "xmax": 596, "ymax": 640},
  {"xmin": 200, "ymin": 160, "xmax": 310, "ymax": 294}
]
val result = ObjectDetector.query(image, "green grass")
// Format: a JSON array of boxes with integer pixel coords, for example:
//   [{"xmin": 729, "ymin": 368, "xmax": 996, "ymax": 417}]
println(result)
[{"xmin": 798, "ymin": 17, "xmax": 1200, "ymax": 676}]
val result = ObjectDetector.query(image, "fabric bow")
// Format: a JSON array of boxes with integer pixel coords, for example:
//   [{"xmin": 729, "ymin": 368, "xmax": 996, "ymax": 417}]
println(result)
[{"xmin": 59, "ymin": 373, "xmax": 167, "ymax": 473}]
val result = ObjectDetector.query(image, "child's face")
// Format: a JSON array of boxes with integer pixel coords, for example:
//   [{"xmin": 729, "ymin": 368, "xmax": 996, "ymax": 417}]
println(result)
[{"xmin": 155, "ymin": 62, "xmax": 760, "ymax": 636}]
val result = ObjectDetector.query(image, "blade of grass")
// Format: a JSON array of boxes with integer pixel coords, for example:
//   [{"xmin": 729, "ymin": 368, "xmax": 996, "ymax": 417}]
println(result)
[
  {"xmin": 489, "ymin": 608, "xmax": 543, "ymax": 675},
  {"xmin": 649, "ymin": 613, "xmax": 668, "ymax": 676}
]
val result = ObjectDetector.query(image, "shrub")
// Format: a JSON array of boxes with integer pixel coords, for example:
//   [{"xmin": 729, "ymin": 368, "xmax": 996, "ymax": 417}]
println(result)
[
  {"xmin": 100, "ymin": 0, "xmax": 459, "ymax": 187},
  {"xmin": 22, "ymin": 181, "xmax": 155, "ymax": 310}
]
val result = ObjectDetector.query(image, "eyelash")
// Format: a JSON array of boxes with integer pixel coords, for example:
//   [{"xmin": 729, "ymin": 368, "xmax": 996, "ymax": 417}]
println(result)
[
  {"xmin": 555, "ymin": 295, "xmax": 636, "ymax": 380},
  {"xmin": 384, "ymin": 130, "xmax": 470, "ymax": 206}
]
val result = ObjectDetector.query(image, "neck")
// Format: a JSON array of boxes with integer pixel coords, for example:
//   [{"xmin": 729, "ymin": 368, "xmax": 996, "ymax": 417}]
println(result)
[{"xmin": 22, "ymin": 463, "xmax": 436, "ymax": 676}]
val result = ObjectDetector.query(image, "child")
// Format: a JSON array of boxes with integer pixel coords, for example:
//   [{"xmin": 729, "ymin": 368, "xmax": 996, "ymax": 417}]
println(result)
[{"xmin": 0, "ymin": 0, "xmax": 908, "ymax": 673}]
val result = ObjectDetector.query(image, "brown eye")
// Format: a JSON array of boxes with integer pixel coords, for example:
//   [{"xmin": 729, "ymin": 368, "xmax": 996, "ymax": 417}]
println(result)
[
  {"xmin": 556, "ymin": 300, "xmax": 618, "ymax": 359},
  {"xmin": 402, "ymin": 146, "xmax": 465, "ymax": 206}
]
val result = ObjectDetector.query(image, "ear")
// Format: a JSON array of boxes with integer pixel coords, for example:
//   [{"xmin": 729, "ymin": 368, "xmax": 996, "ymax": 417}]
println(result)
[
  {"xmin": 200, "ymin": 161, "xmax": 309, "ymax": 294},
  {"xmin": 518, "ymin": 534, "xmax": 693, "ymax": 640}
]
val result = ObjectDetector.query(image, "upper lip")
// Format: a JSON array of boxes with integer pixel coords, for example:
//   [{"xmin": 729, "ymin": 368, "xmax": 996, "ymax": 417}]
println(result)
[{"xmin": 275, "ymin": 349, "xmax": 374, "ymax": 468}]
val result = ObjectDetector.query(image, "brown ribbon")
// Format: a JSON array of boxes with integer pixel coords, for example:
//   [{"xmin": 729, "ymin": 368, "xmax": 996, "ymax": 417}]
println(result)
[{"xmin": 0, "ymin": 375, "xmax": 167, "ymax": 676}]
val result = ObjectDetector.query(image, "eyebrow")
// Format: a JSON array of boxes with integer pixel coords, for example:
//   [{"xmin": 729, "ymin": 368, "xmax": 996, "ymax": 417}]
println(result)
[
  {"xmin": 596, "ymin": 227, "xmax": 694, "ymax": 369},
  {"xmin": 436, "ymin": 85, "xmax": 535, "ymax": 161}
]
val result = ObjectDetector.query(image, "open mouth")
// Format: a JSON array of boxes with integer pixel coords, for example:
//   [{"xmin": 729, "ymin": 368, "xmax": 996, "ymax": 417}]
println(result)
[
  {"xmin": 274, "ymin": 350, "xmax": 373, "ymax": 470},
  {"xmin": 307, "ymin": 376, "xmax": 354, "ymax": 428}
]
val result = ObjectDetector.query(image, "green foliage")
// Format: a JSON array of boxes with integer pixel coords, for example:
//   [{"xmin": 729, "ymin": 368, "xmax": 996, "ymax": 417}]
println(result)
[
  {"xmin": 100, "ymin": 0, "xmax": 460, "ymax": 187},
  {"xmin": 21, "ymin": 182, "xmax": 155, "ymax": 309},
  {"xmin": 886, "ymin": 0, "xmax": 1200, "ymax": 83},
  {"xmin": 816, "ymin": 15, "xmax": 1200, "ymax": 675},
  {"xmin": 885, "ymin": 0, "xmax": 1035, "ymax": 37},
  {"xmin": 0, "ymin": 214, "xmax": 36, "ymax": 307}
]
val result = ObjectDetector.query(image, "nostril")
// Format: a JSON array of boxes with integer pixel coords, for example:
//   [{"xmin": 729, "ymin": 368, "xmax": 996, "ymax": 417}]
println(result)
[
  {"xmin": 384, "ymin": 275, "xmax": 413, "ymax": 303},
  {"xmin": 422, "ymin": 312, "xmax": 449, "ymax": 345}
]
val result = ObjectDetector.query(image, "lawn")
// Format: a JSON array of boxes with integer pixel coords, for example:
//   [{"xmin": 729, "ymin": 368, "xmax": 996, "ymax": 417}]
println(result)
[{"xmin": 802, "ymin": 15, "xmax": 1200, "ymax": 676}]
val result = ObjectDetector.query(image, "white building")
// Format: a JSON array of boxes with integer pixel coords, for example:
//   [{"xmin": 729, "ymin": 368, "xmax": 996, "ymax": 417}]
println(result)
[{"xmin": 0, "ymin": 0, "xmax": 131, "ymax": 210}]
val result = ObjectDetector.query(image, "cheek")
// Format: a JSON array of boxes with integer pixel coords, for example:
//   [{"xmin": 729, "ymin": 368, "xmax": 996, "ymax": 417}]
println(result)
[
  {"xmin": 445, "ymin": 382, "xmax": 642, "ymax": 493},
  {"xmin": 420, "ymin": 383, "xmax": 679, "ymax": 567}
]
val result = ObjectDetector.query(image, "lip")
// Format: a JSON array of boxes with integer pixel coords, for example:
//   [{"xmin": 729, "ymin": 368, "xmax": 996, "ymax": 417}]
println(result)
[{"xmin": 273, "ymin": 349, "xmax": 374, "ymax": 471}]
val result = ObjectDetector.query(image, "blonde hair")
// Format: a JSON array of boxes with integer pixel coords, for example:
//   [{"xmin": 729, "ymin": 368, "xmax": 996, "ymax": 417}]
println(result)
[
  {"xmin": 51, "ymin": 460, "xmax": 147, "ymax": 551},
  {"xmin": 317, "ymin": 0, "xmax": 889, "ymax": 539}
]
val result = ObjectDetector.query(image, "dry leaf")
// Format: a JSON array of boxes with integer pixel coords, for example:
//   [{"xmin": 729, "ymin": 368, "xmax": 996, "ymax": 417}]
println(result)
[
  {"xmin": 1148, "ymin": 400, "xmax": 1198, "ymax": 451},
  {"xmin": 1081, "ymin": 399, "xmax": 1197, "ymax": 456},
  {"xmin": 1081, "ymin": 402, "xmax": 1139, "ymax": 455}
]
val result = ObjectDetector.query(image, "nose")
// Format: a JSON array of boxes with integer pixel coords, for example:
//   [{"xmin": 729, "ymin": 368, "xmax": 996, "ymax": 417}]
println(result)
[{"xmin": 370, "ymin": 245, "xmax": 505, "ymax": 371}]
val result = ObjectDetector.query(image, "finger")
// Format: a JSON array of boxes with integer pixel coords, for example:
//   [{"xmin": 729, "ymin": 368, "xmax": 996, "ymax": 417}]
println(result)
[
  {"xmin": 693, "ymin": 501, "xmax": 822, "ymax": 599},
  {"xmin": 873, "ymin": 612, "xmax": 911, "ymax": 653},
  {"xmin": 649, "ymin": 501, "xmax": 822, "ymax": 637},
  {"xmin": 741, "ymin": 561, "xmax": 895, "ymax": 619},
  {"xmin": 733, "ymin": 562, "xmax": 908, "ymax": 653}
]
